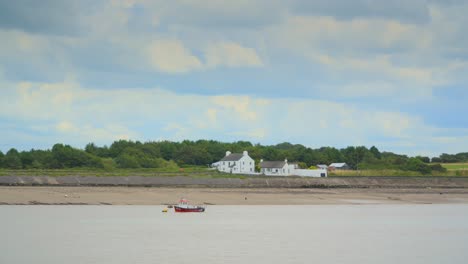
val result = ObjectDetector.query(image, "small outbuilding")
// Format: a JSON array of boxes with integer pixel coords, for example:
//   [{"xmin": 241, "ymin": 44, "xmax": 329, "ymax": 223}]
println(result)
[
  {"xmin": 316, "ymin": 164, "xmax": 328, "ymax": 170},
  {"xmin": 329, "ymin": 162, "xmax": 350, "ymax": 170},
  {"xmin": 260, "ymin": 159, "xmax": 297, "ymax": 176}
]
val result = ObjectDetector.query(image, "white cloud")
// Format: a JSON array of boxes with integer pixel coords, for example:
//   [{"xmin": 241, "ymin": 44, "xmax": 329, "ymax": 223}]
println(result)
[
  {"xmin": 212, "ymin": 95, "xmax": 259, "ymax": 121},
  {"xmin": 147, "ymin": 39, "xmax": 203, "ymax": 73},
  {"xmin": 206, "ymin": 108, "xmax": 218, "ymax": 123},
  {"xmin": 55, "ymin": 121, "xmax": 134, "ymax": 141},
  {"xmin": 205, "ymin": 42, "xmax": 263, "ymax": 68},
  {"xmin": 1, "ymin": 80, "xmax": 467, "ymax": 155},
  {"xmin": 312, "ymin": 54, "xmax": 440, "ymax": 86},
  {"xmin": 145, "ymin": 39, "xmax": 264, "ymax": 73}
]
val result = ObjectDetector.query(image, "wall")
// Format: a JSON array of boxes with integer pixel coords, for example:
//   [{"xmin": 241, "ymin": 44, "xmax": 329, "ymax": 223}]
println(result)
[
  {"xmin": 293, "ymin": 169, "xmax": 328, "ymax": 177},
  {"xmin": 2, "ymin": 175, "xmax": 468, "ymax": 188}
]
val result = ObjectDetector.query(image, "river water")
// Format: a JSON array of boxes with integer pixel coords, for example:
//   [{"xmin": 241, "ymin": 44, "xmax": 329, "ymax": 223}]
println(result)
[{"xmin": 1, "ymin": 205, "xmax": 467, "ymax": 263}]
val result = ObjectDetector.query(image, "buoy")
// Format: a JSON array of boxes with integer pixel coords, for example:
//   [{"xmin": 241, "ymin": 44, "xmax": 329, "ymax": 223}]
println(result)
[{"xmin": 162, "ymin": 208, "xmax": 168, "ymax": 213}]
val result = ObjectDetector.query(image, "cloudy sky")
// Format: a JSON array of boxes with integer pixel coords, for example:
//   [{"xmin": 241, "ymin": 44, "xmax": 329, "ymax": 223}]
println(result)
[{"xmin": 1, "ymin": 0, "xmax": 467, "ymax": 156}]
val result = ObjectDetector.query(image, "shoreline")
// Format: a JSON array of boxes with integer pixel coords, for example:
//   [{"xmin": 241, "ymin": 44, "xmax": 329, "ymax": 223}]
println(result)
[
  {"xmin": 2, "ymin": 175, "xmax": 468, "ymax": 189},
  {"xmin": 2, "ymin": 186, "xmax": 468, "ymax": 205}
]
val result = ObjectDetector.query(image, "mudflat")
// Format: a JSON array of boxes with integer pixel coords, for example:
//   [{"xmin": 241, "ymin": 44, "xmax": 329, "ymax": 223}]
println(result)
[{"xmin": 1, "ymin": 186, "xmax": 468, "ymax": 205}]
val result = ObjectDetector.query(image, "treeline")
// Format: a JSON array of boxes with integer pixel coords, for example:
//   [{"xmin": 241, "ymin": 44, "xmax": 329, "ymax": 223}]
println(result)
[{"xmin": 0, "ymin": 140, "xmax": 466, "ymax": 173}]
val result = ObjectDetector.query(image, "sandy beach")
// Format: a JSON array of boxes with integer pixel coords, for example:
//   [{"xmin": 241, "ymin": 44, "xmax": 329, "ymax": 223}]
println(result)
[{"xmin": 1, "ymin": 186, "xmax": 468, "ymax": 205}]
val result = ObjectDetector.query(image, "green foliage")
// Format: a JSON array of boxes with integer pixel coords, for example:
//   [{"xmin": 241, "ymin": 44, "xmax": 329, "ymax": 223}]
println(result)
[
  {"xmin": 52, "ymin": 144, "xmax": 103, "ymax": 168},
  {"xmin": 415, "ymin": 156, "xmax": 430, "ymax": 163},
  {"xmin": 101, "ymin": 158, "xmax": 118, "ymax": 170},
  {"xmin": 1, "ymin": 140, "xmax": 466, "ymax": 175},
  {"xmin": 115, "ymin": 153, "xmax": 140, "ymax": 168},
  {"xmin": 296, "ymin": 162, "xmax": 307, "ymax": 169},
  {"xmin": 369, "ymin": 146, "xmax": 381, "ymax": 159},
  {"xmin": 429, "ymin": 163, "xmax": 447, "ymax": 172},
  {"xmin": 4, "ymin": 149, "xmax": 22, "ymax": 169},
  {"xmin": 403, "ymin": 158, "xmax": 432, "ymax": 174},
  {"xmin": 434, "ymin": 153, "xmax": 468, "ymax": 163}
]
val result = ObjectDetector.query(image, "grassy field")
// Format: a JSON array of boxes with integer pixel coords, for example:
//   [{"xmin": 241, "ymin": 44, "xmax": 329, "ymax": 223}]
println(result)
[
  {"xmin": 441, "ymin": 163, "xmax": 468, "ymax": 170},
  {"xmin": 329, "ymin": 169, "xmax": 468, "ymax": 177},
  {"xmin": 0, "ymin": 167, "xmax": 248, "ymax": 179},
  {"xmin": 2, "ymin": 165, "xmax": 468, "ymax": 178}
]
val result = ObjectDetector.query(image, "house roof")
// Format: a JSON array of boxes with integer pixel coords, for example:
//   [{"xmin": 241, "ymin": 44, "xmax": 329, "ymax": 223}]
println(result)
[
  {"xmin": 317, "ymin": 164, "xmax": 328, "ymax": 168},
  {"xmin": 220, "ymin": 153, "xmax": 244, "ymax": 161},
  {"xmin": 329, "ymin": 163, "xmax": 347, "ymax": 167},
  {"xmin": 260, "ymin": 161, "xmax": 286, "ymax": 168}
]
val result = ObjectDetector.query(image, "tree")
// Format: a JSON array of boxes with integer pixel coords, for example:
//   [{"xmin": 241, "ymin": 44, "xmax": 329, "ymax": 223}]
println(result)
[
  {"xmin": 4, "ymin": 148, "xmax": 23, "ymax": 169},
  {"xmin": 20, "ymin": 151, "xmax": 35, "ymax": 168},
  {"xmin": 439, "ymin": 153, "xmax": 458, "ymax": 163},
  {"xmin": 415, "ymin": 156, "xmax": 430, "ymax": 163},
  {"xmin": 115, "ymin": 154, "xmax": 140, "ymax": 168},
  {"xmin": 341, "ymin": 146, "xmax": 369, "ymax": 169},
  {"xmin": 0, "ymin": 150, "xmax": 4, "ymax": 167},
  {"xmin": 369, "ymin": 146, "xmax": 381, "ymax": 159},
  {"xmin": 109, "ymin": 140, "xmax": 139, "ymax": 158},
  {"xmin": 51, "ymin": 144, "xmax": 102, "ymax": 168}
]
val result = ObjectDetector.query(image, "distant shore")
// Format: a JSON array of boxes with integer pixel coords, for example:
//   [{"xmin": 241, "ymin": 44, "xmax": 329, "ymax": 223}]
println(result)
[{"xmin": 1, "ymin": 186, "xmax": 468, "ymax": 205}]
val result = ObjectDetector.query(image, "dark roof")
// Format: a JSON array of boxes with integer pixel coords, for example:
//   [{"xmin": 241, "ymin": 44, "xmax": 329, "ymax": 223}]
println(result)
[
  {"xmin": 260, "ymin": 161, "xmax": 286, "ymax": 168},
  {"xmin": 220, "ymin": 153, "xmax": 244, "ymax": 161}
]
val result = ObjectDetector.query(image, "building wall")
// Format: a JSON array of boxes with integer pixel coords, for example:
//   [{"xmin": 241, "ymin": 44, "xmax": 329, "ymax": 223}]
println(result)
[
  {"xmin": 217, "ymin": 155, "xmax": 255, "ymax": 174},
  {"xmin": 261, "ymin": 166, "xmax": 327, "ymax": 177},
  {"xmin": 293, "ymin": 169, "xmax": 328, "ymax": 177},
  {"xmin": 261, "ymin": 164, "xmax": 290, "ymax": 176}
]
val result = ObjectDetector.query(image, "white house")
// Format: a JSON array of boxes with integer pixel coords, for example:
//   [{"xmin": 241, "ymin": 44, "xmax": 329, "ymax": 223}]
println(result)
[
  {"xmin": 260, "ymin": 159, "xmax": 297, "ymax": 176},
  {"xmin": 260, "ymin": 159, "xmax": 327, "ymax": 177},
  {"xmin": 213, "ymin": 151, "xmax": 255, "ymax": 174}
]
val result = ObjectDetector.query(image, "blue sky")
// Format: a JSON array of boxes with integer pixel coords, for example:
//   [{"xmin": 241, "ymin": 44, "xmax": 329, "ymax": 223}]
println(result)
[{"xmin": 1, "ymin": 0, "xmax": 467, "ymax": 156}]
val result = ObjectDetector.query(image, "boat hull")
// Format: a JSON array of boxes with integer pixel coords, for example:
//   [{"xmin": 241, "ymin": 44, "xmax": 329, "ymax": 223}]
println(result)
[{"xmin": 174, "ymin": 206, "xmax": 205, "ymax": 213}]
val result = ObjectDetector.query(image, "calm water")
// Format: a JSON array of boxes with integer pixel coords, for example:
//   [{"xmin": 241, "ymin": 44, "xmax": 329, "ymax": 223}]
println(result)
[{"xmin": 1, "ymin": 205, "xmax": 468, "ymax": 264}]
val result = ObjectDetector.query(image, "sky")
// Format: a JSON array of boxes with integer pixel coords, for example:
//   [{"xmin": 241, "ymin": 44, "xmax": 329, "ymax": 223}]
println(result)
[{"xmin": 0, "ymin": 0, "xmax": 467, "ymax": 157}]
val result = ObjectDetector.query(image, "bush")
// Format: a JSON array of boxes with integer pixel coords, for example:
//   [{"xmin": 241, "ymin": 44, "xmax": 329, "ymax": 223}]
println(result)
[
  {"xmin": 404, "ymin": 158, "xmax": 431, "ymax": 174},
  {"xmin": 429, "ymin": 164, "xmax": 447, "ymax": 173},
  {"xmin": 115, "ymin": 154, "xmax": 140, "ymax": 168}
]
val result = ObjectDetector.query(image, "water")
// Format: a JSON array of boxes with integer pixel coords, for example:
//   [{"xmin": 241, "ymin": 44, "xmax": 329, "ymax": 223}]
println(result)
[{"xmin": 1, "ymin": 205, "xmax": 467, "ymax": 264}]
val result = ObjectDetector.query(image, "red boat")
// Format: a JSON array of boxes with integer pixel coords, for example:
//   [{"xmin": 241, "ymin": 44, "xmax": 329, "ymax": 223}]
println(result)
[{"xmin": 174, "ymin": 199, "xmax": 205, "ymax": 213}]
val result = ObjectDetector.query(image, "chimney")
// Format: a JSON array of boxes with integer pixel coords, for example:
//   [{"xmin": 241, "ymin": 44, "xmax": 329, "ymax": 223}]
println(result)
[
  {"xmin": 285, "ymin": 158, "xmax": 288, "ymax": 163},
  {"xmin": 243, "ymin": 150, "xmax": 248, "ymax": 156},
  {"xmin": 226, "ymin": 151, "xmax": 231, "ymax": 156},
  {"xmin": 260, "ymin": 159, "xmax": 264, "ymax": 163}
]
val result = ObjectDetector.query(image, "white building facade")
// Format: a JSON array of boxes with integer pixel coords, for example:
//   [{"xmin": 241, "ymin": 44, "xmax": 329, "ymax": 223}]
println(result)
[
  {"xmin": 260, "ymin": 159, "xmax": 297, "ymax": 176},
  {"xmin": 214, "ymin": 151, "xmax": 255, "ymax": 174},
  {"xmin": 260, "ymin": 159, "xmax": 327, "ymax": 177}
]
